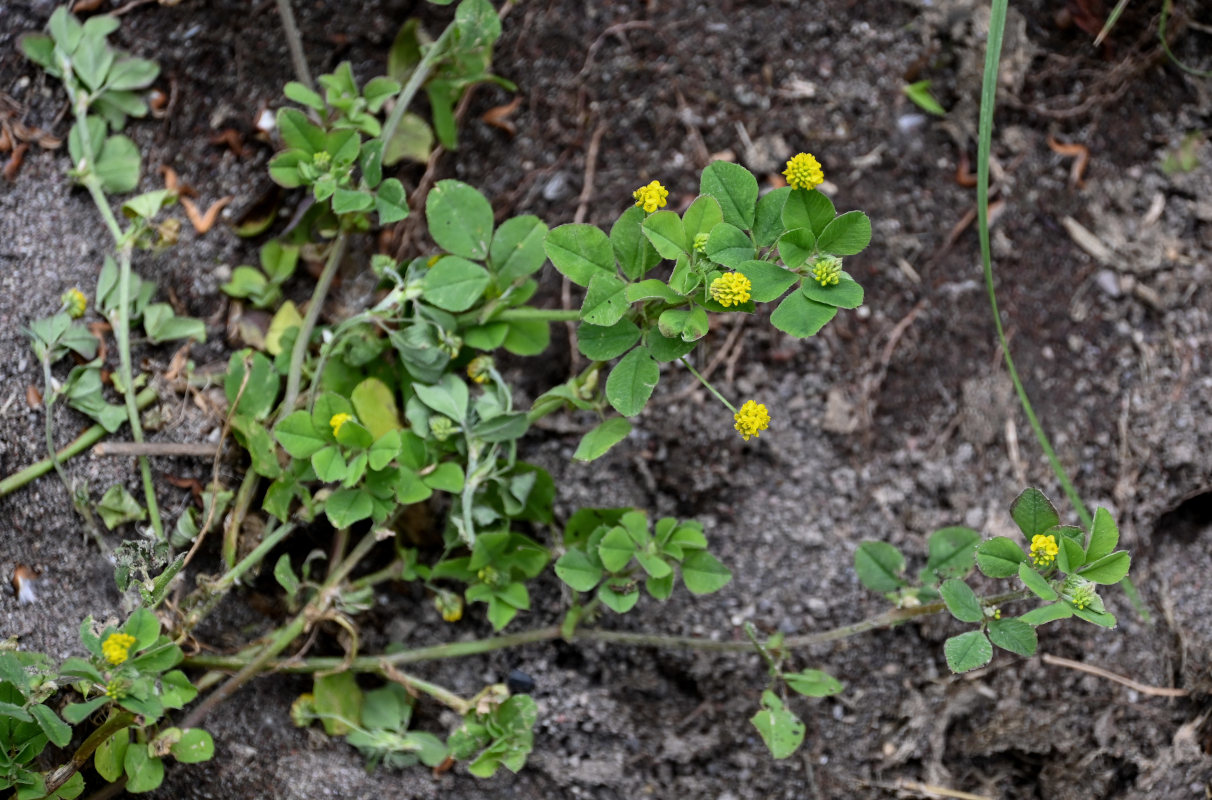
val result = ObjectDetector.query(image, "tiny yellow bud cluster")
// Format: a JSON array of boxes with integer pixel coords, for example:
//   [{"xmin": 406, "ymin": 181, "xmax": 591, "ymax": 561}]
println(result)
[
  {"xmin": 105, "ymin": 678, "xmax": 128, "ymax": 699},
  {"xmin": 435, "ymin": 589, "xmax": 463, "ymax": 623},
  {"xmin": 329, "ymin": 412, "xmax": 353, "ymax": 438},
  {"xmin": 467, "ymin": 355, "xmax": 494, "ymax": 385},
  {"xmin": 101, "ymin": 632, "xmax": 136, "ymax": 666},
  {"xmin": 632, "ymin": 180, "xmax": 669, "ymax": 213},
  {"xmin": 1029, "ymin": 534, "xmax": 1059, "ymax": 567},
  {"xmin": 693, "ymin": 232, "xmax": 710, "ymax": 254},
  {"xmin": 62, "ymin": 288, "xmax": 87, "ymax": 319},
  {"xmin": 783, "ymin": 152, "xmax": 824, "ymax": 191},
  {"xmin": 811, "ymin": 256, "xmax": 842, "ymax": 287},
  {"xmin": 429, "ymin": 416, "xmax": 455, "ymax": 442},
  {"xmin": 733, "ymin": 400, "xmax": 771, "ymax": 441},
  {"xmin": 312, "ymin": 150, "xmax": 331, "ymax": 169},
  {"xmin": 709, "ymin": 272, "xmax": 752, "ymax": 307}
]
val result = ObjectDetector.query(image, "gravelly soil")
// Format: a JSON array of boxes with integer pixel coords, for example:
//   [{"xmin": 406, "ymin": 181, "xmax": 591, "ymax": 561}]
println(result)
[{"xmin": 1, "ymin": 0, "xmax": 1211, "ymax": 798}]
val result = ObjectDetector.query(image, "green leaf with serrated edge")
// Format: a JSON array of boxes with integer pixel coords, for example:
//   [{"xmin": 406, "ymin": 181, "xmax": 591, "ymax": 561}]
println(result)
[
  {"xmin": 574, "ymin": 417, "xmax": 632, "ymax": 462},
  {"xmin": 750, "ymin": 691, "xmax": 805, "ymax": 759},
  {"xmin": 277, "ymin": 108, "xmax": 325, "ymax": 155},
  {"xmin": 734, "ymin": 260, "xmax": 798, "ymax": 303},
  {"xmin": 924, "ymin": 526, "xmax": 981, "ymax": 581},
  {"xmin": 610, "ymin": 206, "xmax": 660, "ymax": 281},
  {"xmin": 816, "ymin": 211, "xmax": 872, "ymax": 255},
  {"xmin": 95, "ymin": 729, "xmax": 128, "ymax": 782},
  {"xmin": 491, "ymin": 215, "xmax": 548, "ymax": 283},
  {"xmin": 777, "ymin": 227, "xmax": 816, "ymax": 268},
  {"xmin": 425, "ymin": 179, "xmax": 492, "ymax": 259},
  {"xmin": 545, "ymin": 223, "xmax": 614, "ymax": 286},
  {"xmin": 987, "ymin": 618, "xmax": 1038, "ymax": 657},
  {"xmin": 503, "ymin": 318, "xmax": 550, "ymax": 356},
  {"xmin": 421, "ymin": 256, "xmax": 490, "ymax": 312},
  {"xmin": 311, "ymin": 446, "xmax": 347, "ymax": 483},
  {"xmin": 801, "ymin": 275, "xmax": 864, "ymax": 309},
  {"xmin": 555, "ymin": 549, "xmax": 603, "ymax": 591},
  {"xmin": 626, "ymin": 278, "xmax": 683, "ymax": 304},
  {"xmin": 939, "ymin": 579, "xmax": 984, "ymax": 622},
  {"xmin": 274, "ymin": 553, "xmax": 299, "ymax": 596},
  {"xmin": 577, "ymin": 320, "xmax": 641, "ymax": 360},
  {"xmin": 682, "ymin": 194, "xmax": 724, "ymax": 240},
  {"xmin": 1010, "ymin": 488, "xmax": 1060, "ymax": 538},
  {"xmin": 1020, "ymin": 603, "xmax": 1073, "ymax": 626},
  {"xmin": 124, "ymin": 745, "xmax": 165, "ymax": 793},
  {"xmin": 782, "ymin": 188, "xmax": 835, "ymax": 236},
  {"xmin": 275, "ymin": 411, "xmax": 326, "ymax": 458},
  {"xmin": 580, "ymin": 271, "xmax": 629, "ymax": 326},
  {"xmin": 975, "ymin": 537, "xmax": 1028, "ymax": 578},
  {"xmin": 681, "ymin": 550, "xmax": 732, "ymax": 594},
  {"xmin": 95, "ymin": 134, "xmax": 141, "ymax": 193},
  {"xmin": 700, "ymin": 161, "xmax": 758, "ymax": 229},
  {"xmin": 853, "ymin": 541, "xmax": 906, "ymax": 592},
  {"xmin": 30, "ymin": 704, "xmax": 71, "ymax": 747},
  {"xmin": 1057, "ymin": 535, "xmax": 1085, "ymax": 574},
  {"xmin": 606, "ymin": 347, "xmax": 659, "ymax": 417},
  {"xmin": 753, "ymin": 186, "xmax": 791, "ymax": 247},
  {"xmin": 944, "ymin": 630, "xmax": 993, "ymax": 673},
  {"xmin": 1086, "ymin": 507, "xmax": 1119, "ymax": 563},
  {"xmin": 375, "ymin": 177, "xmax": 408, "ymax": 224},
  {"xmin": 1018, "ymin": 562, "xmax": 1058, "ymax": 600},
  {"xmin": 325, "ymin": 489, "xmax": 373, "ymax": 528},
  {"xmin": 1072, "ymin": 606, "xmax": 1117, "ymax": 628},
  {"xmin": 1078, "ymin": 551, "xmax": 1130, "ymax": 585},
  {"xmin": 645, "ymin": 329, "xmax": 696, "ymax": 362},
  {"xmin": 784, "ymin": 669, "xmax": 844, "ymax": 698},
  {"xmin": 597, "ymin": 582, "xmax": 639, "ymax": 613},
  {"xmin": 598, "ymin": 526, "xmax": 636, "ymax": 572},
  {"xmin": 703, "ymin": 222, "xmax": 754, "ymax": 268},
  {"xmin": 770, "ymin": 290, "xmax": 837, "ymax": 338},
  {"xmin": 170, "ymin": 729, "xmax": 215, "ymax": 764},
  {"xmin": 641, "ymin": 210, "xmax": 688, "ymax": 258}
]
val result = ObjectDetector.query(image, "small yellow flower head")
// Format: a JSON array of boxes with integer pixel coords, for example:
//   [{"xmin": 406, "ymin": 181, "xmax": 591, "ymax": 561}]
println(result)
[
  {"xmin": 709, "ymin": 272, "xmax": 752, "ymax": 307},
  {"xmin": 467, "ymin": 355, "xmax": 494, "ymax": 385},
  {"xmin": 733, "ymin": 400, "xmax": 771, "ymax": 441},
  {"xmin": 783, "ymin": 152, "xmax": 824, "ymax": 191},
  {"xmin": 435, "ymin": 589, "xmax": 463, "ymax": 623},
  {"xmin": 1029, "ymin": 534, "xmax": 1060, "ymax": 567},
  {"xmin": 632, "ymin": 180, "xmax": 669, "ymax": 213},
  {"xmin": 62, "ymin": 288, "xmax": 87, "ymax": 319},
  {"xmin": 693, "ymin": 232, "xmax": 710, "ymax": 255},
  {"xmin": 810, "ymin": 256, "xmax": 842, "ymax": 287},
  {"xmin": 329, "ymin": 412, "xmax": 353, "ymax": 438},
  {"xmin": 101, "ymin": 632, "xmax": 136, "ymax": 666}
]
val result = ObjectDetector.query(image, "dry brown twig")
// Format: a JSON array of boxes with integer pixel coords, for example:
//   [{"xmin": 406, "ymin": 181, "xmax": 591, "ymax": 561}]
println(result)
[{"xmin": 1041, "ymin": 653, "xmax": 1189, "ymax": 698}]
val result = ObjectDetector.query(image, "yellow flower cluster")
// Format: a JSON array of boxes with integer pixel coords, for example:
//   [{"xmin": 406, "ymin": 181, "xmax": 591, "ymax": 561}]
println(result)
[
  {"xmin": 467, "ymin": 355, "xmax": 494, "ymax": 385},
  {"xmin": 435, "ymin": 589, "xmax": 463, "ymax": 623},
  {"xmin": 1029, "ymin": 534, "xmax": 1059, "ymax": 567},
  {"xmin": 102, "ymin": 632, "xmax": 136, "ymax": 666},
  {"xmin": 62, "ymin": 288, "xmax": 87, "ymax": 319},
  {"xmin": 709, "ymin": 272, "xmax": 752, "ymax": 307},
  {"xmin": 632, "ymin": 180, "xmax": 669, "ymax": 213},
  {"xmin": 733, "ymin": 400, "xmax": 771, "ymax": 441},
  {"xmin": 811, "ymin": 256, "xmax": 842, "ymax": 287},
  {"xmin": 783, "ymin": 152, "xmax": 824, "ymax": 191},
  {"xmin": 329, "ymin": 412, "xmax": 353, "ymax": 437}
]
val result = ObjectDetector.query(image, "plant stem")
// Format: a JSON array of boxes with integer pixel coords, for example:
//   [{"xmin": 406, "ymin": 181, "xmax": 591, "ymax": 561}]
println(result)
[
  {"xmin": 184, "ymin": 590, "xmax": 1029, "ymax": 674},
  {"xmin": 378, "ymin": 23, "xmax": 457, "ymax": 156},
  {"xmin": 40, "ymin": 711, "xmax": 135, "ymax": 797},
  {"xmin": 0, "ymin": 387, "xmax": 158, "ymax": 497},
  {"xmin": 179, "ymin": 521, "xmax": 296, "ymax": 635},
  {"xmin": 274, "ymin": 0, "xmax": 313, "ymax": 89},
  {"xmin": 280, "ymin": 233, "xmax": 348, "ymax": 414},
  {"xmin": 455, "ymin": 307, "xmax": 583, "ymax": 326},
  {"xmin": 680, "ymin": 355, "xmax": 736, "ymax": 413}
]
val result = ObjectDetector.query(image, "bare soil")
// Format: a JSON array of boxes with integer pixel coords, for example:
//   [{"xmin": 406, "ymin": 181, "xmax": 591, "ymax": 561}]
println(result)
[{"xmin": 2, "ymin": 1, "xmax": 1211, "ymax": 798}]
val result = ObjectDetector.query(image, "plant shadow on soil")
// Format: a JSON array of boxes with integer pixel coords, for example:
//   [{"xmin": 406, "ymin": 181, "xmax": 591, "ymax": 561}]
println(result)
[{"xmin": 1, "ymin": 0, "xmax": 1211, "ymax": 797}]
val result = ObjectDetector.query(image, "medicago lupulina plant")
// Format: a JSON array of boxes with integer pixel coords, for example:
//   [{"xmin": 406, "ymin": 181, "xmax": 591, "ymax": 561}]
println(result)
[{"xmin": 1, "ymin": 0, "xmax": 1137, "ymax": 792}]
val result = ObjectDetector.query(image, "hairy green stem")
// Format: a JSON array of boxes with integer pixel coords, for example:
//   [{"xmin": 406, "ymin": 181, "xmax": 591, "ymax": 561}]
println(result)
[
  {"xmin": 40, "ymin": 711, "xmax": 135, "ymax": 798},
  {"xmin": 378, "ymin": 23, "xmax": 456, "ymax": 157},
  {"xmin": 280, "ymin": 234, "xmax": 348, "ymax": 414},
  {"xmin": 0, "ymin": 387, "xmax": 158, "ymax": 497},
  {"xmin": 184, "ymin": 590, "xmax": 1028, "ymax": 674},
  {"xmin": 274, "ymin": 0, "xmax": 313, "ymax": 89}
]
